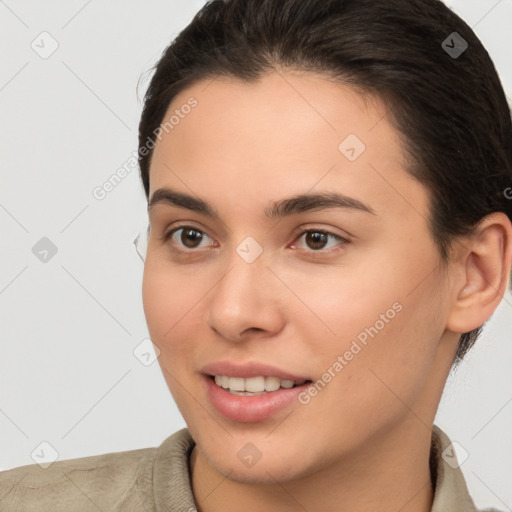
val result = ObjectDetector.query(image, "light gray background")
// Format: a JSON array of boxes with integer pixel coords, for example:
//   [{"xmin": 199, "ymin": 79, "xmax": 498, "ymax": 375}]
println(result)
[{"xmin": 1, "ymin": 1, "xmax": 511, "ymax": 510}]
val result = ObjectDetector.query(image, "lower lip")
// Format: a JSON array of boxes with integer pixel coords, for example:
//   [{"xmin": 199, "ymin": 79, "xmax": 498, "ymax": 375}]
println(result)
[{"xmin": 203, "ymin": 375, "xmax": 310, "ymax": 423}]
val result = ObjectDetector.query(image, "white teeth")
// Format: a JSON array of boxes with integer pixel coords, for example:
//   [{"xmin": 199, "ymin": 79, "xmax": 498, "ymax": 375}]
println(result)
[
  {"xmin": 265, "ymin": 376, "xmax": 280, "ymax": 392},
  {"xmin": 229, "ymin": 377, "xmax": 245, "ymax": 392},
  {"xmin": 245, "ymin": 376, "xmax": 265, "ymax": 392},
  {"xmin": 212, "ymin": 375, "xmax": 305, "ymax": 393}
]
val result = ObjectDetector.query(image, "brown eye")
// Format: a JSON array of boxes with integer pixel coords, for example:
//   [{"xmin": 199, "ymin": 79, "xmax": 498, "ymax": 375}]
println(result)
[
  {"xmin": 180, "ymin": 228, "xmax": 204, "ymax": 248},
  {"xmin": 164, "ymin": 226, "xmax": 214, "ymax": 250},
  {"xmin": 293, "ymin": 230, "xmax": 348, "ymax": 252},
  {"xmin": 304, "ymin": 231, "xmax": 329, "ymax": 250}
]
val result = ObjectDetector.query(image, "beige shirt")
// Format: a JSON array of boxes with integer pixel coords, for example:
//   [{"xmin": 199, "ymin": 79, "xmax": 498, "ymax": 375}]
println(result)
[{"xmin": 0, "ymin": 425, "xmax": 501, "ymax": 511}]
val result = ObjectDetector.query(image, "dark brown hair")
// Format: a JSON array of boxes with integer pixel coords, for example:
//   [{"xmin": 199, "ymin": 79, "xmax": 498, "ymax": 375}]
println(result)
[{"xmin": 138, "ymin": 0, "xmax": 512, "ymax": 366}]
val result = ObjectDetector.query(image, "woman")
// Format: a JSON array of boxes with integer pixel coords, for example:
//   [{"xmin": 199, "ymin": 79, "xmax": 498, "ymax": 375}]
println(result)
[{"xmin": 1, "ymin": 0, "xmax": 511, "ymax": 510}]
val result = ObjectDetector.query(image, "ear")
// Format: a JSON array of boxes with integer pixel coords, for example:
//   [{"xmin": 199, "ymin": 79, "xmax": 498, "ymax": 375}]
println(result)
[{"xmin": 446, "ymin": 212, "xmax": 512, "ymax": 334}]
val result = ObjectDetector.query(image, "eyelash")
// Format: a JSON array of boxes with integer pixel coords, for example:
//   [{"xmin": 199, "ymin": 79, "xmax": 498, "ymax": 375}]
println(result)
[{"xmin": 161, "ymin": 224, "xmax": 349, "ymax": 254}]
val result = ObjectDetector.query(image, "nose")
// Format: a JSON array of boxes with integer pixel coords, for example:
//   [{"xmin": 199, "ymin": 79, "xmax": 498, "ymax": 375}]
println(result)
[{"xmin": 205, "ymin": 249, "xmax": 286, "ymax": 343}]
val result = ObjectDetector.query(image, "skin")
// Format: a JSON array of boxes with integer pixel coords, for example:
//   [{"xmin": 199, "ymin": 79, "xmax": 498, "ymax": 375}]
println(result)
[{"xmin": 142, "ymin": 69, "xmax": 512, "ymax": 512}]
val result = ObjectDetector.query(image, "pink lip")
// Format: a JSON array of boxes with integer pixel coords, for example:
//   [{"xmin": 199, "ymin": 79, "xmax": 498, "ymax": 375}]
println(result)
[
  {"xmin": 200, "ymin": 360, "xmax": 310, "ymax": 381},
  {"xmin": 202, "ymin": 374, "xmax": 311, "ymax": 423}
]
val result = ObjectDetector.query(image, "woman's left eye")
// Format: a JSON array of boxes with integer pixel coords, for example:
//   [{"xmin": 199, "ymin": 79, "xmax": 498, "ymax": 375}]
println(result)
[{"xmin": 291, "ymin": 230, "xmax": 348, "ymax": 252}]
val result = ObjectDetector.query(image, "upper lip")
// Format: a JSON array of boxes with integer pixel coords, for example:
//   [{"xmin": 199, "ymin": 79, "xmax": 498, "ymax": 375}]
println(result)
[{"xmin": 201, "ymin": 361, "xmax": 311, "ymax": 381}]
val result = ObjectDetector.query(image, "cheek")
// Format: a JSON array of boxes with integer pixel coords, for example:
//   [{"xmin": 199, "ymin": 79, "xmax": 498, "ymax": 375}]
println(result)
[
  {"xmin": 142, "ymin": 260, "xmax": 216, "ymax": 386},
  {"xmin": 286, "ymin": 241, "xmax": 445, "ymax": 397},
  {"xmin": 142, "ymin": 259, "xmax": 203, "ymax": 341},
  {"xmin": 281, "ymin": 260, "xmax": 404, "ymax": 351},
  {"xmin": 142, "ymin": 265, "xmax": 199, "ymax": 406},
  {"xmin": 289, "ymin": 280, "xmax": 443, "ymax": 452},
  {"xmin": 142, "ymin": 274, "xmax": 195, "ymax": 404}
]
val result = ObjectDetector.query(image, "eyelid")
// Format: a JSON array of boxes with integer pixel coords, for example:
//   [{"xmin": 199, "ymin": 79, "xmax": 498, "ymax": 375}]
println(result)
[
  {"xmin": 290, "ymin": 223, "xmax": 353, "ymax": 243},
  {"xmin": 159, "ymin": 218, "xmax": 210, "ymax": 239}
]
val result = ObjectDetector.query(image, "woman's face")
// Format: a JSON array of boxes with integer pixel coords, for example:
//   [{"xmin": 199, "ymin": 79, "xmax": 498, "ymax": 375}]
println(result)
[{"xmin": 143, "ymin": 70, "xmax": 458, "ymax": 482}]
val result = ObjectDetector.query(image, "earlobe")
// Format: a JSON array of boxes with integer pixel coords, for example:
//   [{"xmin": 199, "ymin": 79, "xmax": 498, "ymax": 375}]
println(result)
[{"xmin": 446, "ymin": 212, "xmax": 512, "ymax": 334}]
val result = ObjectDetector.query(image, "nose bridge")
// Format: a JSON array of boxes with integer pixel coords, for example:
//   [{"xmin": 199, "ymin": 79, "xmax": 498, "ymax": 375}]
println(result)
[
  {"xmin": 205, "ymin": 236, "xmax": 284, "ymax": 341},
  {"xmin": 214, "ymin": 236, "xmax": 269, "ymax": 306}
]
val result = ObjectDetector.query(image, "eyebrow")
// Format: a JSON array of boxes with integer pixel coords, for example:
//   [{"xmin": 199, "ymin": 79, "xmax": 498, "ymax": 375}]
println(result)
[{"xmin": 148, "ymin": 187, "xmax": 376, "ymax": 218}]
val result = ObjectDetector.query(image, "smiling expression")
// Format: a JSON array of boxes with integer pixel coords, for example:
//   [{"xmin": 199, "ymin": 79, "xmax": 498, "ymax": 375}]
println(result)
[{"xmin": 142, "ymin": 69, "xmax": 456, "ymax": 483}]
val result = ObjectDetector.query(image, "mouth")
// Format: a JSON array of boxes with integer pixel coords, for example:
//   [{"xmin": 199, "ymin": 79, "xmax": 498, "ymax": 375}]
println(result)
[
  {"xmin": 209, "ymin": 374, "xmax": 312, "ymax": 396},
  {"xmin": 200, "ymin": 361, "xmax": 314, "ymax": 422},
  {"xmin": 202, "ymin": 372, "xmax": 314, "ymax": 422}
]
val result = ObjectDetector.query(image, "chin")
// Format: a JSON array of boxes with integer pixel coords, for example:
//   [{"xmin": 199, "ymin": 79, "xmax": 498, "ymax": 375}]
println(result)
[
  {"xmin": 202, "ymin": 442, "xmax": 311, "ymax": 484},
  {"xmin": 218, "ymin": 460, "xmax": 303, "ymax": 485}
]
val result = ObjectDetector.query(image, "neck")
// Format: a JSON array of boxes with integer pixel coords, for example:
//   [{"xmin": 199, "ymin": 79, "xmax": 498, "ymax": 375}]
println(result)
[{"xmin": 190, "ymin": 419, "xmax": 435, "ymax": 512}]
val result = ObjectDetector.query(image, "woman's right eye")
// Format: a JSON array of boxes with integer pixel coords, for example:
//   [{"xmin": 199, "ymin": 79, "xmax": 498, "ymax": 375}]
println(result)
[{"xmin": 163, "ymin": 225, "xmax": 216, "ymax": 251}]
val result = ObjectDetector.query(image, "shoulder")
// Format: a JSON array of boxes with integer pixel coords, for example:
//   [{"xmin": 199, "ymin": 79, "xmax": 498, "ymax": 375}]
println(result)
[
  {"xmin": 431, "ymin": 425, "xmax": 504, "ymax": 512},
  {"xmin": 0, "ymin": 430, "xmax": 194, "ymax": 512}
]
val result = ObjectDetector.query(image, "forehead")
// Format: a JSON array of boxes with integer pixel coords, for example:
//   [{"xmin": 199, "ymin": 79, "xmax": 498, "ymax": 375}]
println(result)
[
  {"xmin": 149, "ymin": 70, "xmax": 426, "ymax": 222},
  {"xmin": 152, "ymin": 69, "xmax": 390, "ymax": 167}
]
